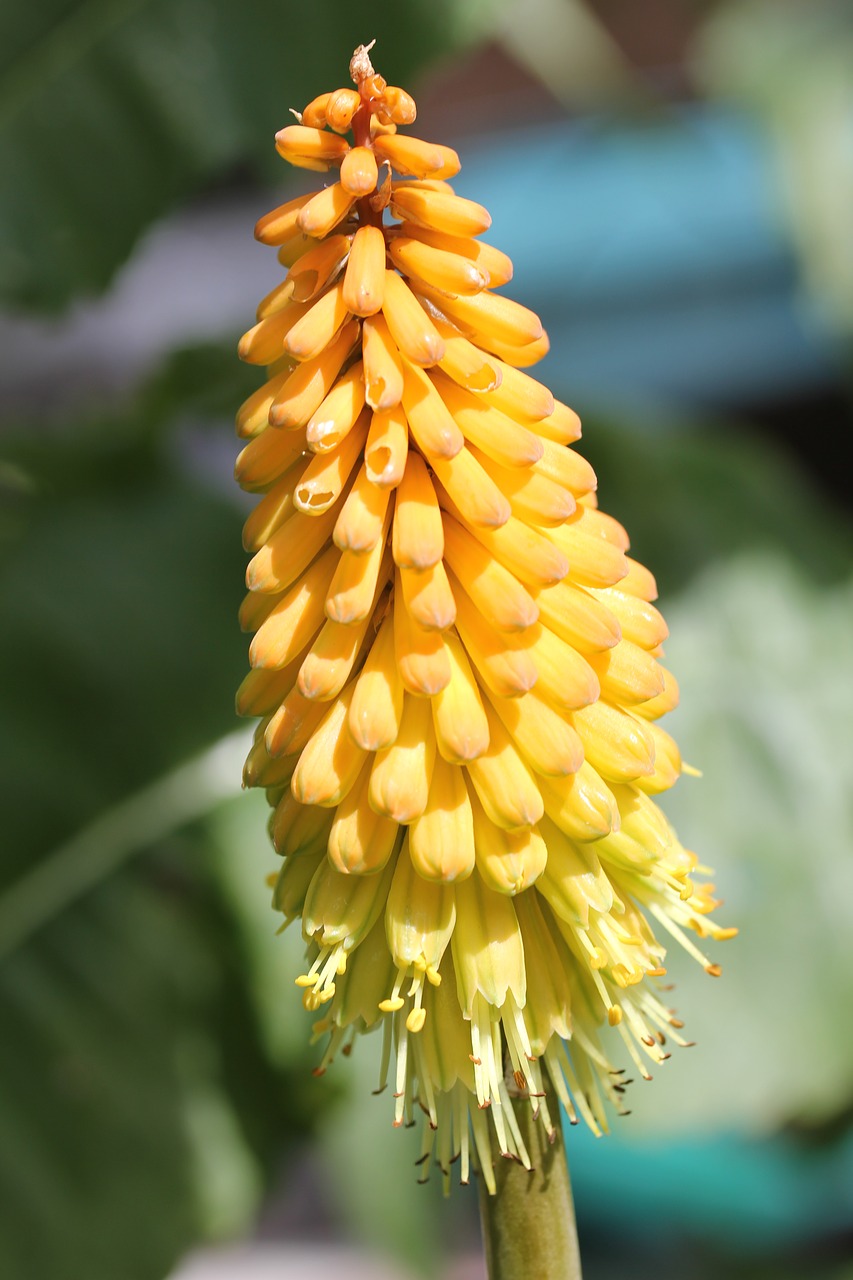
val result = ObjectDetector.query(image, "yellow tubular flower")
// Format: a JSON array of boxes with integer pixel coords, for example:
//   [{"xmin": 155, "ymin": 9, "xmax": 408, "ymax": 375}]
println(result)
[{"xmin": 236, "ymin": 42, "xmax": 735, "ymax": 1194}]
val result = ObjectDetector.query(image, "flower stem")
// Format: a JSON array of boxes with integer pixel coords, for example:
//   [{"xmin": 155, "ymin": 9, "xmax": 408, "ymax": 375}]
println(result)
[{"xmin": 477, "ymin": 1098, "xmax": 583, "ymax": 1280}]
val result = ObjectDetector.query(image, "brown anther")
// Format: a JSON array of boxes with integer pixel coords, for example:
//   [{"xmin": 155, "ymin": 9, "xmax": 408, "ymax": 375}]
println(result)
[
  {"xmin": 311, "ymin": 1066, "xmax": 326, "ymax": 1077},
  {"xmin": 705, "ymin": 963, "xmax": 723, "ymax": 977},
  {"xmin": 513, "ymin": 1069, "xmax": 528, "ymax": 1091}
]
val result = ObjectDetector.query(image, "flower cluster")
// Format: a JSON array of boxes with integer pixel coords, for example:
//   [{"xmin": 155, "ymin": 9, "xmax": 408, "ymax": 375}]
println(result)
[{"xmin": 236, "ymin": 43, "xmax": 734, "ymax": 1192}]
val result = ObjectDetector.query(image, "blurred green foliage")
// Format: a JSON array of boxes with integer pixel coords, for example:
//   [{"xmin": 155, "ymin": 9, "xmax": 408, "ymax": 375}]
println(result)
[{"xmin": 2, "ymin": 3, "xmax": 853, "ymax": 1280}]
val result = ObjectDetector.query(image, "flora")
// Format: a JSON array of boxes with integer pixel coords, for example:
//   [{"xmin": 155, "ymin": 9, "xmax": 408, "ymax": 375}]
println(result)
[{"xmin": 236, "ymin": 42, "xmax": 734, "ymax": 1195}]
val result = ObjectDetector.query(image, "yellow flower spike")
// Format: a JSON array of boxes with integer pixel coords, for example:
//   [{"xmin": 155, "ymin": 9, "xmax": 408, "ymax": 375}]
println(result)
[
  {"xmin": 431, "ymin": 372, "xmax": 545, "ymax": 467},
  {"xmin": 300, "ymin": 852, "xmax": 398, "ymax": 998},
  {"xmin": 419, "ymin": 282, "xmax": 543, "ymax": 349},
  {"xmin": 619, "ymin": 556, "xmax": 659, "ymax": 602},
  {"xmin": 326, "ymin": 533, "xmax": 393, "ymax": 626},
  {"xmin": 399, "ymin": 560, "xmax": 456, "ymax": 632},
  {"xmin": 381, "ymin": 269, "xmax": 445, "ymax": 367},
  {"xmin": 332, "ymin": 917, "xmax": 399, "ymax": 1037},
  {"xmin": 234, "ymin": 426, "xmax": 304, "ymax": 493},
  {"xmin": 297, "ymin": 589, "xmax": 387, "ymax": 702},
  {"xmin": 270, "ymin": 788, "xmax": 335, "ymax": 859},
  {"xmin": 243, "ymin": 727, "xmax": 297, "ymax": 789},
  {"xmin": 578, "ymin": 504, "xmax": 631, "ymax": 549},
  {"xmin": 241, "ymin": 456, "xmax": 308, "ymax": 551},
  {"xmin": 268, "ymin": 318, "xmax": 360, "ymax": 428},
  {"xmin": 255, "ymin": 192, "xmax": 316, "ymax": 245},
  {"xmin": 237, "ymin": 301, "xmax": 311, "ymax": 365},
  {"xmin": 536, "ymin": 818, "xmax": 615, "ymax": 928},
  {"xmin": 305, "ymin": 362, "xmax": 365, "ymax": 453},
  {"xmin": 469, "ymin": 786, "xmax": 547, "ymax": 895},
  {"xmin": 430, "ymin": 630, "xmax": 490, "ymax": 763},
  {"xmin": 271, "ymin": 845, "xmax": 326, "ymax": 924},
  {"xmin": 374, "ymin": 132, "xmax": 460, "ymax": 180},
  {"xmin": 482, "ymin": 359, "xmax": 555, "ymax": 423},
  {"xmin": 362, "ymin": 315, "xmax": 405, "ymax": 411},
  {"xmin": 442, "ymin": 518, "xmax": 538, "ymax": 633},
  {"xmin": 379, "ymin": 85, "xmax": 417, "ymax": 126},
  {"xmin": 297, "ymin": 183, "xmax": 357, "ymax": 238},
  {"xmin": 347, "ymin": 611, "xmax": 404, "ymax": 751},
  {"xmin": 430, "ymin": 447, "xmax": 511, "ymax": 530},
  {"xmin": 235, "ymin": 366, "xmax": 296, "ymax": 439},
  {"xmin": 300, "ymin": 92, "xmax": 333, "ymax": 129},
  {"xmin": 571, "ymin": 700, "xmax": 657, "ymax": 784},
  {"xmin": 245, "ymin": 500, "xmax": 344, "ymax": 595},
  {"xmin": 368, "ymin": 692, "xmax": 437, "ymax": 823},
  {"xmin": 324, "ymin": 87, "xmax": 361, "ymax": 134},
  {"xmin": 470, "ymin": 446, "xmax": 575, "ymax": 527},
  {"xmin": 483, "ymin": 687, "xmax": 584, "ymax": 779},
  {"xmin": 342, "ymin": 225, "xmax": 386, "ymax": 316},
  {"xmin": 398, "ymin": 223, "xmax": 514, "ymax": 289},
  {"xmin": 248, "ymin": 544, "xmax": 338, "ymax": 670},
  {"xmin": 514, "ymin": 893, "xmax": 573, "ymax": 1053},
  {"xmin": 465, "ymin": 702, "xmax": 544, "ymax": 830},
  {"xmin": 236, "ymin": 652, "xmax": 307, "ymax": 717},
  {"xmin": 530, "ymin": 436, "xmax": 598, "ymax": 499},
  {"xmin": 408, "ymin": 756, "xmax": 476, "ymax": 882},
  {"xmin": 328, "ymin": 759, "xmax": 400, "ymax": 875},
  {"xmin": 340, "ymin": 144, "xmax": 379, "ymax": 196},
  {"xmin": 634, "ymin": 721, "xmax": 683, "ymax": 795},
  {"xmin": 436, "ymin": 329, "xmax": 503, "ymax": 394},
  {"xmin": 275, "ymin": 123, "xmax": 350, "ymax": 167},
  {"xmin": 450, "ymin": 575, "xmax": 538, "ymax": 697},
  {"xmin": 590, "ymin": 586, "xmax": 669, "ymax": 651},
  {"xmin": 439, "ymin": 486, "xmax": 568, "ymax": 588},
  {"xmin": 238, "ymin": 45, "xmax": 733, "ymax": 1192},
  {"xmin": 393, "ymin": 587, "xmax": 452, "ymax": 696},
  {"xmin": 632, "ymin": 666, "xmax": 680, "ymax": 721},
  {"xmin": 265, "ymin": 685, "xmax": 327, "ymax": 758},
  {"xmin": 272, "ymin": 234, "xmax": 353, "ymax": 310},
  {"xmin": 587, "ymin": 640, "xmax": 667, "ymax": 707},
  {"xmin": 391, "ymin": 452, "xmax": 445, "ymax": 570},
  {"xmin": 291, "ymin": 413, "xmax": 367, "ymax": 516},
  {"xmin": 389, "ymin": 183, "xmax": 491, "ymax": 237},
  {"xmin": 291, "ymin": 683, "xmax": 368, "ymax": 807},
  {"xmin": 549, "ymin": 517, "xmax": 630, "ymax": 590},
  {"xmin": 385, "ymin": 836, "xmax": 457, "ymax": 993},
  {"xmin": 452, "ymin": 870, "xmax": 526, "ymax": 1015},
  {"xmin": 283, "ymin": 280, "xmax": 350, "ymax": 362},
  {"xmin": 276, "ymin": 231, "xmax": 314, "ymax": 269},
  {"xmin": 389, "ymin": 234, "xmax": 489, "ymax": 296},
  {"xmin": 333, "ymin": 463, "xmax": 392, "ymax": 553},
  {"xmin": 524, "ymin": 624, "xmax": 602, "ymax": 711},
  {"xmin": 400, "ymin": 360, "xmax": 464, "ymax": 460},
  {"xmin": 539, "ymin": 764, "xmax": 620, "ymax": 842},
  {"xmin": 479, "ymin": 329, "xmax": 551, "ymax": 369},
  {"xmin": 531, "ymin": 578, "xmax": 622, "ymax": 653},
  {"xmin": 364, "ymin": 404, "xmax": 408, "ymax": 486},
  {"xmin": 238, "ymin": 584, "xmax": 287, "ymax": 635}
]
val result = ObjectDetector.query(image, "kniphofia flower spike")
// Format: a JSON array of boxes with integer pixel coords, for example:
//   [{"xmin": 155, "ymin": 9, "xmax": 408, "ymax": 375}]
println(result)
[{"xmin": 236, "ymin": 42, "xmax": 735, "ymax": 1193}]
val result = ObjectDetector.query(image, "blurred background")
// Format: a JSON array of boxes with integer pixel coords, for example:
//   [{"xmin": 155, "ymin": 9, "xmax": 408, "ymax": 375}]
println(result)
[{"xmin": 1, "ymin": 1, "xmax": 852, "ymax": 1277}]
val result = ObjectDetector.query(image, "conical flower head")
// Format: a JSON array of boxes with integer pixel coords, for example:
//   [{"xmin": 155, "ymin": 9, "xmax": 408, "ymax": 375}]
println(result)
[{"xmin": 236, "ymin": 42, "xmax": 735, "ymax": 1193}]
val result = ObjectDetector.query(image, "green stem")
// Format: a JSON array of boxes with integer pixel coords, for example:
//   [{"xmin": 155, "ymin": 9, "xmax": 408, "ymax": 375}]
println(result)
[{"xmin": 478, "ymin": 1096, "xmax": 583, "ymax": 1280}]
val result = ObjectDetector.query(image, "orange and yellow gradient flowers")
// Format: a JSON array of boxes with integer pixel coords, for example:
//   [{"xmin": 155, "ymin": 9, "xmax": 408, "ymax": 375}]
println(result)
[{"xmin": 236, "ymin": 43, "xmax": 735, "ymax": 1193}]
